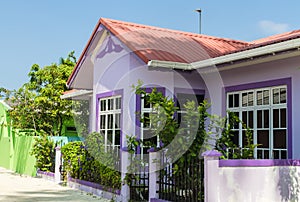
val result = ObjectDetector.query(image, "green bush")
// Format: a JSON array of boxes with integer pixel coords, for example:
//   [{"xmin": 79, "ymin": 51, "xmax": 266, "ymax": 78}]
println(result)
[
  {"xmin": 61, "ymin": 137, "xmax": 121, "ymax": 191},
  {"xmin": 30, "ymin": 135, "xmax": 55, "ymax": 172}
]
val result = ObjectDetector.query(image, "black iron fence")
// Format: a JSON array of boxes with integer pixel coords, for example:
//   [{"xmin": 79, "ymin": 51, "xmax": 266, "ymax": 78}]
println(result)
[
  {"xmin": 128, "ymin": 156, "xmax": 149, "ymax": 202},
  {"xmin": 157, "ymin": 152, "xmax": 204, "ymax": 202}
]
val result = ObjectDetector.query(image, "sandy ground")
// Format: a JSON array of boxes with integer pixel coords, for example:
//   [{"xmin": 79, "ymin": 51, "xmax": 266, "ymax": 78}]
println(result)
[{"xmin": 0, "ymin": 167, "xmax": 111, "ymax": 202}]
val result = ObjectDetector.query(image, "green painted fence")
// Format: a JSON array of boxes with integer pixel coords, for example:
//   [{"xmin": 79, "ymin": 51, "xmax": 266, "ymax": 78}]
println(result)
[
  {"xmin": 0, "ymin": 135, "xmax": 82, "ymax": 176},
  {"xmin": 0, "ymin": 135, "xmax": 36, "ymax": 176},
  {"xmin": 0, "ymin": 137, "xmax": 10, "ymax": 169}
]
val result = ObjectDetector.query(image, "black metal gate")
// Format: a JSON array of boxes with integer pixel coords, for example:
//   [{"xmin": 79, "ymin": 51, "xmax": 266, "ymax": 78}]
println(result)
[
  {"xmin": 129, "ymin": 164, "xmax": 149, "ymax": 202},
  {"xmin": 157, "ymin": 152, "xmax": 204, "ymax": 202}
]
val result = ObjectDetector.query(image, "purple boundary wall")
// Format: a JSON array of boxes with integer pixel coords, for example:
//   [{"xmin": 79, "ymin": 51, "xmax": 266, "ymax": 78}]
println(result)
[
  {"xmin": 37, "ymin": 170, "xmax": 55, "ymax": 177},
  {"xmin": 150, "ymin": 199, "xmax": 170, "ymax": 202},
  {"xmin": 219, "ymin": 159, "xmax": 300, "ymax": 167},
  {"xmin": 68, "ymin": 176, "xmax": 121, "ymax": 195}
]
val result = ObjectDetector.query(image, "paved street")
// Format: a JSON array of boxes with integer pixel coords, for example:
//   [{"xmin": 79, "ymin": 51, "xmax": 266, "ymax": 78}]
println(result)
[{"xmin": 0, "ymin": 167, "xmax": 110, "ymax": 202}]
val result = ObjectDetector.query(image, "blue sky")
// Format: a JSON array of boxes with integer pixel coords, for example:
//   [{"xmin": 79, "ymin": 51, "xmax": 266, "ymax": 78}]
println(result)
[{"xmin": 1, "ymin": 0, "xmax": 300, "ymax": 90}]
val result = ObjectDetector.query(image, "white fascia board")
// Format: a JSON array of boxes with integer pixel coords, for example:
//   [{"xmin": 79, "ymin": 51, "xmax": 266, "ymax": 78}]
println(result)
[
  {"xmin": 60, "ymin": 90, "xmax": 92, "ymax": 100},
  {"xmin": 148, "ymin": 38, "xmax": 300, "ymax": 70},
  {"xmin": 192, "ymin": 38, "xmax": 300, "ymax": 69},
  {"xmin": 147, "ymin": 60, "xmax": 192, "ymax": 70}
]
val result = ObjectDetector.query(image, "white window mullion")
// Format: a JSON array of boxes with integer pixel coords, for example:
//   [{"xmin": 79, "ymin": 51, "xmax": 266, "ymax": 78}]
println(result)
[{"xmin": 253, "ymin": 109, "xmax": 258, "ymax": 158}]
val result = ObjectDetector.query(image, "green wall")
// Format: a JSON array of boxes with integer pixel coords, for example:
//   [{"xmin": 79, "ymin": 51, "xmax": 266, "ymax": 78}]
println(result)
[
  {"xmin": 12, "ymin": 136, "xmax": 37, "ymax": 176},
  {"xmin": 0, "ymin": 136, "xmax": 37, "ymax": 176},
  {"xmin": 0, "ymin": 101, "xmax": 81, "ymax": 176},
  {"xmin": 0, "ymin": 137, "xmax": 10, "ymax": 169}
]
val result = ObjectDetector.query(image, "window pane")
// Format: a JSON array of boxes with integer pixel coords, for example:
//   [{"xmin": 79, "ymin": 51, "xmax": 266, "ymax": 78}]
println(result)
[
  {"xmin": 242, "ymin": 130, "xmax": 253, "ymax": 147},
  {"xmin": 249, "ymin": 111, "xmax": 253, "ymax": 128},
  {"xmin": 242, "ymin": 111, "xmax": 247, "ymax": 126},
  {"xmin": 143, "ymin": 113, "xmax": 150, "ymax": 128},
  {"xmin": 107, "ymin": 114, "xmax": 113, "ymax": 129},
  {"xmin": 231, "ymin": 131, "xmax": 239, "ymax": 146},
  {"xmin": 176, "ymin": 93, "xmax": 204, "ymax": 110},
  {"xmin": 257, "ymin": 149, "xmax": 269, "ymax": 159},
  {"xmin": 273, "ymin": 109, "xmax": 279, "ymax": 128},
  {"xmin": 257, "ymin": 110, "xmax": 262, "ymax": 128},
  {"xmin": 115, "ymin": 130, "xmax": 120, "ymax": 146},
  {"xmin": 264, "ymin": 150, "xmax": 270, "ymax": 159},
  {"xmin": 273, "ymin": 150, "xmax": 279, "ymax": 159},
  {"xmin": 273, "ymin": 129, "xmax": 286, "ymax": 149},
  {"xmin": 273, "ymin": 89, "xmax": 280, "ymax": 104},
  {"xmin": 232, "ymin": 112, "xmax": 239, "ymax": 129},
  {"xmin": 101, "ymin": 100, "xmax": 106, "ymax": 111},
  {"xmin": 228, "ymin": 94, "xmax": 234, "ymax": 108},
  {"xmin": 234, "ymin": 94, "xmax": 239, "ymax": 107},
  {"xmin": 263, "ymin": 110, "xmax": 269, "ymax": 128},
  {"xmin": 100, "ymin": 115, "xmax": 106, "ymax": 129},
  {"xmin": 257, "ymin": 150, "xmax": 263, "ymax": 159},
  {"xmin": 257, "ymin": 130, "xmax": 269, "ymax": 148},
  {"xmin": 280, "ymin": 108, "xmax": 286, "ymax": 128},
  {"xmin": 107, "ymin": 130, "xmax": 113, "ymax": 145},
  {"xmin": 263, "ymin": 90, "xmax": 270, "ymax": 105},
  {"xmin": 248, "ymin": 92, "xmax": 254, "ymax": 106},
  {"xmin": 257, "ymin": 91, "xmax": 262, "ymax": 105},
  {"xmin": 281, "ymin": 150, "xmax": 287, "ymax": 159},
  {"xmin": 280, "ymin": 88, "xmax": 286, "ymax": 103},
  {"xmin": 143, "ymin": 95, "xmax": 151, "ymax": 108},
  {"xmin": 242, "ymin": 131, "xmax": 247, "ymax": 147},
  {"xmin": 196, "ymin": 94, "xmax": 205, "ymax": 105},
  {"xmin": 242, "ymin": 93, "xmax": 247, "ymax": 107},
  {"xmin": 108, "ymin": 99, "xmax": 114, "ymax": 110},
  {"xmin": 116, "ymin": 97, "xmax": 121, "ymax": 109},
  {"xmin": 115, "ymin": 113, "xmax": 121, "ymax": 129},
  {"xmin": 143, "ymin": 129, "xmax": 153, "ymax": 140},
  {"xmin": 100, "ymin": 130, "xmax": 105, "ymax": 136}
]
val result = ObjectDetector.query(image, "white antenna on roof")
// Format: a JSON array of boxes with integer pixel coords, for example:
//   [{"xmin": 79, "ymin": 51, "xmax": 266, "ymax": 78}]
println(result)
[{"xmin": 195, "ymin": 9, "xmax": 202, "ymax": 34}]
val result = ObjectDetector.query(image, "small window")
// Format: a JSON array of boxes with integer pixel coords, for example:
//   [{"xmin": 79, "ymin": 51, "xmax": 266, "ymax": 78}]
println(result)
[
  {"xmin": 66, "ymin": 126, "xmax": 77, "ymax": 132},
  {"xmin": 98, "ymin": 95, "xmax": 122, "ymax": 149}
]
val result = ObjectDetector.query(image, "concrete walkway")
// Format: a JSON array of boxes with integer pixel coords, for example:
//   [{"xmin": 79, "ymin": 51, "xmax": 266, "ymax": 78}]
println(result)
[{"xmin": 0, "ymin": 167, "xmax": 110, "ymax": 202}]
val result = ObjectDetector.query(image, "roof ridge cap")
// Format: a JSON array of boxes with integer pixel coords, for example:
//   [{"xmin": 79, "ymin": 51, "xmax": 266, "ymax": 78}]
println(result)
[{"xmin": 100, "ymin": 18, "xmax": 250, "ymax": 46}]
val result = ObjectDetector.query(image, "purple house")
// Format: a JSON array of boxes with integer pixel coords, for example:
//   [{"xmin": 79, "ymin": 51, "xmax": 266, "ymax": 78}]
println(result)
[{"xmin": 63, "ymin": 17, "xmax": 300, "ymax": 160}]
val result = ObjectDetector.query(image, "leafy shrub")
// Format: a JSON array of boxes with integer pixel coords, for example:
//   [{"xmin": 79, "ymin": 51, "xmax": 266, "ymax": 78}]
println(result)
[
  {"xmin": 61, "ymin": 136, "xmax": 121, "ymax": 191},
  {"xmin": 30, "ymin": 135, "xmax": 55, "ymax": 172}
]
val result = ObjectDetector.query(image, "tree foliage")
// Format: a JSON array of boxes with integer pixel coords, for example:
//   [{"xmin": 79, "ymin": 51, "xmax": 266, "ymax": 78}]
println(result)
[{"xmin": 1, "ymin": 52, "xmax": 76, "ymax": 136}]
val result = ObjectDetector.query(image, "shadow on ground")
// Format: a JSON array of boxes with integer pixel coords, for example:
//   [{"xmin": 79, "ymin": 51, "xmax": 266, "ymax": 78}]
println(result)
[{"xmin": 0, "ymin": 189, "xmax": 99, "ymax": 202}]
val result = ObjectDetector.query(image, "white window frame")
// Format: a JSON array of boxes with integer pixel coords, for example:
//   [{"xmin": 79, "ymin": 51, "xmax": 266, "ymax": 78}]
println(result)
[
  {"xmin": 140, "ymin": 93, "xmax": 160, "ymax": 157},
  {"xmin": 98, "ymin": 95, "xmax": 121, "ymax": 150},
  {"xmin": 227, "ymin": 85, "xmax": 287, "ymax": 159}
]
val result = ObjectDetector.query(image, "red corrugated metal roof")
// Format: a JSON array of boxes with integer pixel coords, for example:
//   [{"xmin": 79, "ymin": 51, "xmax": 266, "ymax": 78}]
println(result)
[
  {"xmin": 67, "ymin": 18, "xmax": 300, "ymax": 87},
  {"xmin": 100, "ymin": 18, "xmax": 250, "ymax": 63},
  {"xmin": 223, "ymin": 29, "xmax": 300, "ymax": 55},
  {"xmin": 253, "ymin": 29, "xmax": 300, "ymax": 45}
]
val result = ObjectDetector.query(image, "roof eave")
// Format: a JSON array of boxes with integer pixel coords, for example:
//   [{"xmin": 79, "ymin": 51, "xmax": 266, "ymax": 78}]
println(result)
[
  {"xmin": 147, "ymin": 60, "xmax": 192, "ymax": 70},
  {"xmin": 148, "ymin": 38, "xmax": 300, "ymax": 70},
  {"xmin": 60, "ymin": 90, "xmax": 93, "ymax": 100},
  {"xmin": 66, "ymin": 19, "xmax": 103, "ymax": 88}
]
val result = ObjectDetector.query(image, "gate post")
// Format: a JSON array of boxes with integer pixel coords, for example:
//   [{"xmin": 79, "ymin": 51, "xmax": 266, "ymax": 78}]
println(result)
[
  {"xmin": 55, "ymin": 146, "xmax": 62, "ymax": 184},
  {"xmin": 202, "ymin": 150, "xmax": 221, "ymax": 202},
  {"xmin": 149, "ymin": 150, "xmax": 159, "ymax": 201},
  {"xmin": 120, "ymin": 148, "xmax": 130, "ymax": 202}
]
